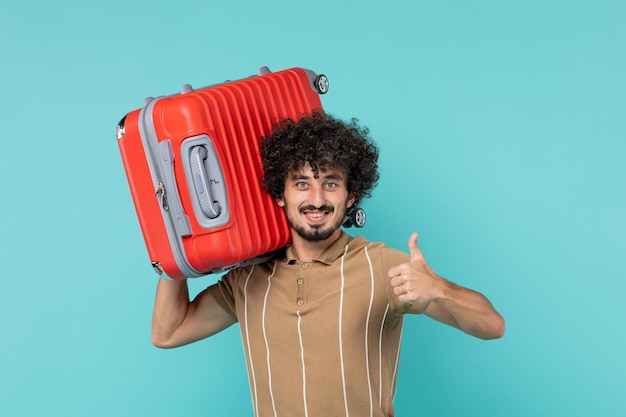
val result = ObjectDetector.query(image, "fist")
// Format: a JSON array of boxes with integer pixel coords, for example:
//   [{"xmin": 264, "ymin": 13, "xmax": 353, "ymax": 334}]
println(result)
[{"xmin": 388, "ymin": 233, "xmax": 439, "ymax": 309}]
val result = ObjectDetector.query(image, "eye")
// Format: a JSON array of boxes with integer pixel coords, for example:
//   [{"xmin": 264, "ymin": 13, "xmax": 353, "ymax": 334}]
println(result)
[
  {"xmin": 295, "ymin": 181, "xmax": 308, "ymax": 189},
  {"xmin": 324, "ymin": 182, "xmax": 338, "ymax": 189}
]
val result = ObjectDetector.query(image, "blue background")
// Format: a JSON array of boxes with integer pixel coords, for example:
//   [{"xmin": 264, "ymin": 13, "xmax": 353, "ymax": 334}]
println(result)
[{"xmin": 1, "ymin": 1, "xmax": 624, "ymax": 416}]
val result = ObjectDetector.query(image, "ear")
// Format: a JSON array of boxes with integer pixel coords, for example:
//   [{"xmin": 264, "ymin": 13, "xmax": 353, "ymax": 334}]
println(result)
[
  {"xmin": 347, "ymin": 193, "xmax": 356, "ymax": 209},
  {"xmin": 276, "ymin": 197, "xmax": 285, "ymax": 207}
]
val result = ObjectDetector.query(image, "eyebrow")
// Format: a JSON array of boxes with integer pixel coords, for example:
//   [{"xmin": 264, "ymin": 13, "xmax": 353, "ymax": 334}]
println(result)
[{"xmin": 289, "ymin": 172, "xmax": 345, "ymax": 181}]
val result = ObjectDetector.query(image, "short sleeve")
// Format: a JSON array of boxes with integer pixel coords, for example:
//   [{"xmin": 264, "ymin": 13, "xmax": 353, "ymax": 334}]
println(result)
[{"xmin": 204, "ymin": 269, "xmax": 244, "ymax": 319}]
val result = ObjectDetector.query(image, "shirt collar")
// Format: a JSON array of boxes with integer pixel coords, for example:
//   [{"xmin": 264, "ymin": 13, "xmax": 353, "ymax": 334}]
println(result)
[{"xmin": 284, "ymin": 231, "xmax": 354, "ymax": 265}]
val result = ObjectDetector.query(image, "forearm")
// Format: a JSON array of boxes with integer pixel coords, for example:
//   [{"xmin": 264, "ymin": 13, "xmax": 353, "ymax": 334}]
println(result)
[
  {"xmin": 151, "ymin": 278, "xmax": 190, "ymax": 347},
  {"xmin": 427, "ymin": 279, "xmax": 505, "ymax": 340}
]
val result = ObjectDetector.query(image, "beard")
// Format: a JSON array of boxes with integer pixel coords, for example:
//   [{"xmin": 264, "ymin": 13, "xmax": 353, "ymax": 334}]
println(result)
[{"xmin": 284, "ymin": 204, "xmax": 347, "ymax": 242}]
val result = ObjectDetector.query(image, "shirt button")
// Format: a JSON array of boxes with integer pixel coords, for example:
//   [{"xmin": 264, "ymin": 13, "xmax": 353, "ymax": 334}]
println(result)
[
  {"xmin": 297, "ymin": 278, "xmax": 304, "ymax": 285},
  {"xmin": 297, "ymin": 299, "xmax": 304, "ymax": 306}
]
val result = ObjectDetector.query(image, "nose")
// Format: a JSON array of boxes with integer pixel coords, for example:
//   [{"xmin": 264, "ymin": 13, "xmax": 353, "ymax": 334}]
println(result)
[{"xmin": 309, "ymin": 184, "xmax": 325, "ymax": 207}]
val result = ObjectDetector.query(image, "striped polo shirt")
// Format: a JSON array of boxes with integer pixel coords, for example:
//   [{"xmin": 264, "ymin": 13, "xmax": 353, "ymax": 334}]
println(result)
[{"xmin": 208, "ymin": 231, "xmax": 411, "ymax": 417}]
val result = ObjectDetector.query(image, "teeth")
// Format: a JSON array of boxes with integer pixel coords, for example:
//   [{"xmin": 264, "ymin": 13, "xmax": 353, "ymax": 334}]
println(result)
[{"xmin": 305, "ymin": 212, "xmax": 325, "ymax": 218}]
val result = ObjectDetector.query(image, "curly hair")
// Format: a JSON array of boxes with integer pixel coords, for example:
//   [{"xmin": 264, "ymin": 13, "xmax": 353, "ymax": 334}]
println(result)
[{"xmin": 260, "ymin": 111, "xmax": 379, "ymax": 207}]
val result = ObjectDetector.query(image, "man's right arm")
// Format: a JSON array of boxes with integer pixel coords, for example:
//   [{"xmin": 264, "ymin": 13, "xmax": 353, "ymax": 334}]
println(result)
[{"xmin": 151, "ymin": 278, "xmax": 236, "ymax": 349}]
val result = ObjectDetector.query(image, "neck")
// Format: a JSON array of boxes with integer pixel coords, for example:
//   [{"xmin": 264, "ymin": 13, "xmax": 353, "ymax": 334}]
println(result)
[{"xmin": 290, "ymin": 229, "xmax": 343, "ymax": 263}]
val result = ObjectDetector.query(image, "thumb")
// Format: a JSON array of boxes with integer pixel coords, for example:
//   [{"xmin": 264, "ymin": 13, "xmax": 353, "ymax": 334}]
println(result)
[{"xmin": 408, "ymin": 232, "xmax": 422, "ymax": 262}]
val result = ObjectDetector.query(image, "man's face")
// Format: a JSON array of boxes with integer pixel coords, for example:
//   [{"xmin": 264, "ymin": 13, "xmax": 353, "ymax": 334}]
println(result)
[{"xmin": 276, "ymin": 163, "xmax": 355, "ymax": 242}]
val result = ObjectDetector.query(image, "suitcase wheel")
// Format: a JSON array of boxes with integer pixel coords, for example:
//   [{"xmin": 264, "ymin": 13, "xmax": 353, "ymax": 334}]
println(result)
[
  {"xmin": 343, "ymin": 207, "xmax": 366, "ymax": 228},
  {"xmin": 314, "ymin": 74, "xmax": 329, "ymax": 94},
  {"xmin": 116, "ymin": 115, "xmax": 127, "ymax": 140},
  {"xmin": 152, "ymin": 262, "xmax": 164, "ymax": 275}
]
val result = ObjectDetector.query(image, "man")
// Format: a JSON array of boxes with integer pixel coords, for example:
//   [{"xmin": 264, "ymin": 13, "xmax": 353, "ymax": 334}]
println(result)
[{"xmin": 152, "ymin": 112, "xmax": 505, "ymax": 417}]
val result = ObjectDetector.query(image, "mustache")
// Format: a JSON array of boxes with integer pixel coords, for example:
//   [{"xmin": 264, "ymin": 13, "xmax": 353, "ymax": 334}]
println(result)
[{"xmin": 299, "ymin": 205, "xmax": 334, "ymax": 213}]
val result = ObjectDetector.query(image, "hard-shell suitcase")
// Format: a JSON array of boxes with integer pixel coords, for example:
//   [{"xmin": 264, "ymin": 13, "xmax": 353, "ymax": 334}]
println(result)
[{"xmin": 116, "ymin": 66, "xmax": 330, "ymax": 279}]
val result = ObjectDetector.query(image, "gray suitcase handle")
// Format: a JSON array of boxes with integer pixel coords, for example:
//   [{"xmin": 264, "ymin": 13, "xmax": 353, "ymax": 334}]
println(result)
[
  {"xmin": 190, "ymin": 145, "xmax": 222, "ymax": 219},
  {"xmin": 181, "ymin": 135, "xmax": 230, "ymax": 230}
]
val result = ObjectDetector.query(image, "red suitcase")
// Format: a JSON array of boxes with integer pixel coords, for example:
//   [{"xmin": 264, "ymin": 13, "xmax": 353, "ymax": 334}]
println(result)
[{"xmin": 116, "ymin": 66, "xmax": 329, "ymax": 279}]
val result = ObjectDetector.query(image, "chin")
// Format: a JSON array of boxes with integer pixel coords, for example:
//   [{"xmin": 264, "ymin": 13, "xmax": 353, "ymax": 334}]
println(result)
[{"xmin": 291, "ymin": 224, "xmax": 340, "ymax": 242}]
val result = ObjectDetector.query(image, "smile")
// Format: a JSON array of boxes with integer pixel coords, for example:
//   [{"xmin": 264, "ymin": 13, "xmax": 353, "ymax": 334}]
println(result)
[
  {"xmin": 305, "ymin": 211, "xmax": 328, "ymax": 218},
  {"xmin": 300, "ymin": 206, "xmax": 334, "ymax": 223}
]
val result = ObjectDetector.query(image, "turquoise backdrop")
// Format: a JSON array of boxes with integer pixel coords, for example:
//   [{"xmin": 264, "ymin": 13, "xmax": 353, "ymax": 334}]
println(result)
[{"xmin": 1, "ymin": 1, "xmax": 624, "ymax": 416}]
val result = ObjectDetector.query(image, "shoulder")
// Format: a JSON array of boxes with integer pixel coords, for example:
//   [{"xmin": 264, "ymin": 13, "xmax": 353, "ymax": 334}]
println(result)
[
  {"xmin": 344, "ymin": 235, "xmax": 409, "ymax": 271},
  {"xmin": 349, "ymin": 235, "xmax": 408, "ymax": 258},
  {"xmin": 208, "ymin": 259, "xmax": 278, "ymax": 309},
  {"xmin": 220, "ymin": 259, "xmax": 277, "ymax": 284}
]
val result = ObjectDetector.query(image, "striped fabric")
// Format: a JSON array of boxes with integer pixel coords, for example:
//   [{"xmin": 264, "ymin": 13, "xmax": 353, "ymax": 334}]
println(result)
[{"xmin": 209, "ymin": 232, "xmax": 410, "ymax": 417}]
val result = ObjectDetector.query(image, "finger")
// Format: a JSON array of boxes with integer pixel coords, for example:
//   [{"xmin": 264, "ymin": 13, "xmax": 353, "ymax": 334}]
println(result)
[
  {"xmin": 389, "ymin": 274, "xmax": 406, "ymax": 288},
  {"xmin": 387, "ymin": 265, "xmax": 400, "ymax": 278},
  {"xmin": 408, "ymin": 232, "xmax": 422, "ymax": 262},
  {"xmin": 394, "ymin": 286, "xmax": 407, "ymax": 297},
  {"xmin": 388, "ymin": 261, "xmax": 412, "ymax": 278}
]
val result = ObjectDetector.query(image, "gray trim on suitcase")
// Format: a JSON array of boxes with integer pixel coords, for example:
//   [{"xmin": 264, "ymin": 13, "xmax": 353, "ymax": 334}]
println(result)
[{"xmin": 138, "ymin": 98, "xmax": 203, "ymax": 278}]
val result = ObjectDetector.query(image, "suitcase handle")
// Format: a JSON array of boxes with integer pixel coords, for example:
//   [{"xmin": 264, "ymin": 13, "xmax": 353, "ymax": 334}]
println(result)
[{"xmin": 190, "ymin": 145, "xmax": 223, "ymax": 219}]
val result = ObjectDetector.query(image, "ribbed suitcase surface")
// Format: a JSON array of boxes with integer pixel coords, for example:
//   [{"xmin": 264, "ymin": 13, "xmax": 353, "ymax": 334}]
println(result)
[{"xmin": 117, "ymin": 67, "xmax": 328, "ymax": 278}]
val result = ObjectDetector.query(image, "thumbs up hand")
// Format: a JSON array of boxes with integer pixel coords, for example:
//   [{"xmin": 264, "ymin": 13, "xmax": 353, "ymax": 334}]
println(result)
[
  {"xmin": 389, "ymin": 233, "xmax": 506, "ymax": 339},
  {"xmin": 388, "ymin": 233, "xmax": 441, "ymax": 310}
]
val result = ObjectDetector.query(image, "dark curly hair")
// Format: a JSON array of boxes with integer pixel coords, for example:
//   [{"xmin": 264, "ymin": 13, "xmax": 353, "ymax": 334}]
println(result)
[{"xmin": 260, "ymin": 111, "xmax": 379, "ymax": 207}]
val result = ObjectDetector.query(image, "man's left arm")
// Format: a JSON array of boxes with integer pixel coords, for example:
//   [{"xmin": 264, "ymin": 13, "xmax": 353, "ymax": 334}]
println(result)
[{"xmin": 388, "ymin": 233, "xmax": 505, "ymax": 340}]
